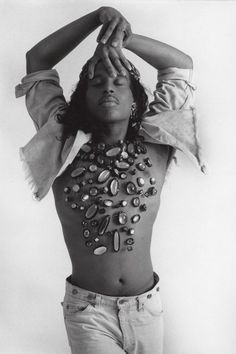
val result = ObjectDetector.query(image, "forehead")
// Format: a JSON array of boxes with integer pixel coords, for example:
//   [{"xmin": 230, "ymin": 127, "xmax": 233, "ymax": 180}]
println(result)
[{"xmin": 93, "ymin": 61, "xmax": 131, "ymax": 83}]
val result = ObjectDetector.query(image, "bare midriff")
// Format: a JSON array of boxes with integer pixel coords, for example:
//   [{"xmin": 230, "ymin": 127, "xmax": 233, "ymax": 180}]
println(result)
[{"xmin": 52, "ymin": 141, "xmax": 169, "ymax": 296}]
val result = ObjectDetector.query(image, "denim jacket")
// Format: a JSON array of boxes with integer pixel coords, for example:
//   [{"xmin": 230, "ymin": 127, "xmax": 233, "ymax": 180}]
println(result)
[{"xmin": 15, "ymin": 67, "xmax": 205, "ymax": 200}]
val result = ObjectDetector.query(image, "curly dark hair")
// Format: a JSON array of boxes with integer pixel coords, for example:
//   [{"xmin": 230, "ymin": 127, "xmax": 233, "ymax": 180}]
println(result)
[{"xmin": 57, "ymin": 59, "xmax": 148, "ymax": 141}]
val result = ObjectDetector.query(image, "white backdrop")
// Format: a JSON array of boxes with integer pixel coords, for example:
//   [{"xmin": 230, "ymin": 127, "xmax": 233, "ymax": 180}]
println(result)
[{"xmin": 1, "ymin": 1, "xmax": 236, "ymax": 353}]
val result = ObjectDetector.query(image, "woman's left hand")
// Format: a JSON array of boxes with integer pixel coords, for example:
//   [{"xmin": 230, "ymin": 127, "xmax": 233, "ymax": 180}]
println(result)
[{"xmin": 88, "ymin": 42, "xmax": 131, "ymax": 79}]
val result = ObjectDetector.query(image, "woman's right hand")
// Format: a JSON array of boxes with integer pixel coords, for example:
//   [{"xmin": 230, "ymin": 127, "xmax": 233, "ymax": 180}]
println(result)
[
  {"xmin": 88, "ymin": 42, "xmax": 131, "ymax": 79},
  {"xmin": 97, "ymin": 7, "xmax": 132, "ymax": 48}
]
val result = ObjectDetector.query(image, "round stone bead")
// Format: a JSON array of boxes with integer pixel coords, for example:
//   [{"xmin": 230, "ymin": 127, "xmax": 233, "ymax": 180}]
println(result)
[
  {"xmin": 150, "ymin": 177, "xmax": 156, "ymax": 185},
  {"xmin": 72, "ymin": 184, "xmax": 80, "ymax": 192},
  {"xmin": 64, "ymin": 187, "xmax": 70, "ymax": 194},
  {"xmin": 85, "ymin": 241, "xmax": 92, "ymax": 247},
  {"xmin": 71, "ymin": 203, "xmax": 78, "ymax": 209},
  {"xmin": 125, "ymin": 238, "xmax": 134, "ymax": 245},
  {"xmin": 83, "ymin": 229, "xmax": 90, "ymax": 238}
]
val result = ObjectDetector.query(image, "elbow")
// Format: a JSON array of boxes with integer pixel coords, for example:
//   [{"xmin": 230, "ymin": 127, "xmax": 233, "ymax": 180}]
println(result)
[
  {"xmin": 26, "ymin": 50, "xmax": 51, "ymax": 74},
  {"xmin": 185, "ymin": 55, "xmax": 193, "ymax": 69}
]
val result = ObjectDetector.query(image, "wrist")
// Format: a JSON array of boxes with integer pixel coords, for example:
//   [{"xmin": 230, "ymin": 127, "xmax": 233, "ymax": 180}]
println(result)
[{"xmin": 123, "ymin": 33, "xmax": 135, "ymax": 50}]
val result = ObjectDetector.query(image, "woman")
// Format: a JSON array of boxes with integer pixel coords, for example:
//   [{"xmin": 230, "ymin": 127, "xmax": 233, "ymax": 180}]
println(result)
[{"xmin": 16, "ymin": 6, "xmax": 204, "ymax": 354}]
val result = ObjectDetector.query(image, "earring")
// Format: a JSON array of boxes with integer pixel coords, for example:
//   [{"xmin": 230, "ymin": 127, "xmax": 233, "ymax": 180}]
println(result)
[{"xmin": 130, "ymin": 103, "xmax": 137, "ymax": 121}]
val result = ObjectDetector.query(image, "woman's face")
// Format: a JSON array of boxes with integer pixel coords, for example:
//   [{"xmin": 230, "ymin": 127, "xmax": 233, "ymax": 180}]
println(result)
[{"xmin": 86, "ymin": 61, "xmax": 134, "ymax": 124}]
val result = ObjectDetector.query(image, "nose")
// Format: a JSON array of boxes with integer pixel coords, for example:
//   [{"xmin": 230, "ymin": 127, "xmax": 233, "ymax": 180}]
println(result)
[{"xmin": 102, "ymin": 78, "xmax": 115, "ymax": 93}]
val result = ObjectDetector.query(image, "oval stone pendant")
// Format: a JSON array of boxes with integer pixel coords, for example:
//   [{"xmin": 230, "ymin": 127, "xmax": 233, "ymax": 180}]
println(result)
[
  {"xmin": 109, "ymin": 178, "xmax": 119, "ymax": 196},
  {"xmin": 115, "ymin": 161, "xmax": 130, "ymax": 170},
  {"xmin": 117, "ymin": 211, "xmax": 128, "ymax": 225},
  {"xmin": 137, "ymin": 177, "xmax": 145, "ymax": 187},
  {"xmin": 106, "ymin": 147, "xmax": 121, "ymax": 157},
  {"xmin": 71, "ymin": 167, "xmax": 86, "ymax": 178},
  {"xmin": 131, "ymin": 214, "xmax": 141, "ymax": 223},
  {"xmin": 98, "ymin": 215, "xmax": 110, "ymax": 236},
  {"xmin": 113, "ymin": 230, "xmax": 120, "ymax": 252},
  {"xmin": 85, "ymin": 204, "xmax": 98, "ymax": 219},
  {"xmin": 97, "ymin": 170, "xmax": 111, "ymax": 183},
  {"xmin": 93, "ymin": 246, "xmax": 107, "ymax": 255},
  {"xmin": 80, "ymin": 144, "xmax": 91, "ymax": 153}
]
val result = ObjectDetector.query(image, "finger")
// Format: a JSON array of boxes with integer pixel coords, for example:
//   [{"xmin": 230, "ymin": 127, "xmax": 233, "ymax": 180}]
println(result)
[
  {"xmin": 115, "ymin": 48, "xmax": 132, "ymax": 71},
  {"xmin": 96, "ymin": 23, "xmax": 109, "ymax": 43},
  {"xmin": 100, "ymin": 18, "xmax": 118, "ymax": 44},
  {"xmin": 88, "ymin": 58, "xmax": 97, "ymax": 79},
  {"xmin": 109, "ymin": 49, "xmax": 126, "ymax": 75},
  {"xmin": 102, "ymin": 52, "xmax": 117, "ymax": 77},
  {"xmin": 111, "ymin": 22, "xmax": 126, "ymax": 47}
]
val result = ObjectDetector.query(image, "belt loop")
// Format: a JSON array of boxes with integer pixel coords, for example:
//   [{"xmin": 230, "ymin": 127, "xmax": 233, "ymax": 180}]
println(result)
[{"xmin": 136, "ymin": 297, "xmax": 144, "ymax": 312}]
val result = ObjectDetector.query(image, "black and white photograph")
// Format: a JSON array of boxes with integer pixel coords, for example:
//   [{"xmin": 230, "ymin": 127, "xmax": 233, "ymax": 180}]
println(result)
[{"xmin": 1, "ymin": 1, "xmax": 235, "ymax": 353}]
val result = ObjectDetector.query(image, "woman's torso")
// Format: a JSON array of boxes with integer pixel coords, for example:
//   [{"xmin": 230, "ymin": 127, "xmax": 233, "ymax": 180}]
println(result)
[{"xmin": 52, "ymin": 138, "xmax": 170, "ymax": 295}]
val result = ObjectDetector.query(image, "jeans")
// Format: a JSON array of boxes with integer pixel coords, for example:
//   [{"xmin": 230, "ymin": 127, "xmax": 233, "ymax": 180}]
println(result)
[{"xmin": 61, "ymin": 272, "xmax": 164, "ymax": 354}]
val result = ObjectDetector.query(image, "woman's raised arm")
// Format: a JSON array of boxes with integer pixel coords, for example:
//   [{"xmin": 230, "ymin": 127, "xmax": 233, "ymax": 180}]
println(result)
[
  {"xmin": 123, "ymin": 34, "xmax": 193, "ymax": 70},
  {"xmin": 26, "ymin": 7, "xmax": 132, "ymax": 74}
]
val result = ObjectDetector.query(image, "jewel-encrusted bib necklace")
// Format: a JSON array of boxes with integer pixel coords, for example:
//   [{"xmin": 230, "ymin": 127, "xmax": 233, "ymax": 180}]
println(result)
[{"xmin": 63, "ymin": 136, "xmax": 157, "ymax": 256}]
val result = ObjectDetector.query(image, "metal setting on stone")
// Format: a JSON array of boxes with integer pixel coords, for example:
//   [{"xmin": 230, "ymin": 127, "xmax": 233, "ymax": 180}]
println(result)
[
  {"xmin": 106, "ymin": 147, "xmax": 121, "ymax": 157},
  {"xmin": 103, "ymin": 199, "xmax": 113, "ymax": 207},
  {"xmin": 72, "ymin": 184, "xmax": 80, "ymax": 192},
  {"xmin": 136, "ymin": 163, "xmax": 146, "ymax": 171},
  {"xmin": 117, "ymin": 211, "xmax": 128, "ymax": 225},
  {"xmin": 140, "ymin": 204, "xmax": 147, "ymax": 212},
  {"xmin": 89, "ymin": 164, "xmax": 98, "ymax": 173},
  {"xmin": 109, "ymin": 178, "xmax": 119, "ymax": 196},
  {"xmin": 132, "ymin": 197, "xmax": 140, "ymax": 207},
  {"xmin": 131, "ymin": 214, "xmax": 141, "ymax": 224},
  {"xmin": 97, "ymin": 170, "xmax": 111, "ymax": 183},
  {"xmin": 89, "ymin": 187, "xmax": 98, "ymax": 196},
  {"xmin": 150, "ymin": 178, "xmax": 156, "ymax": 185},
  {"xmin": 81, "ymin": 194, "xmax": 89, "ymax": 202},
  {"xmin": 144, "ymin": 157, "xmax": 152, "ymax": 167},
  {"xmin": 71, "ymin": 167, "xmax": 86, "ymax": 178},
  {"xmin": 81, "ymin": 144, "xmax": 91, "ymax": 153},
  {"xmin": 83, "ymin": 229, "xmax": 90, "ymax": 238},
  {"xmin": 126, "ymin": 182, "xmax": 137, "ymax": 195},
  {"xmin": 85, "ymin": 204, "xmax": 98, "ymax": 219},
  {"xmin": 98, "ymin": 215, "xmax": 110, "ymax": 236},
  {"xmin": 93, "ymin": 246, "xmax": 107, "ymax": 255},
  {"xmin": 137, "ymin": 177, "xmax": 145, "ymax": 187},
  {"xmin": 125, "ymin": 238, "xmax": 134, "ymax": 245},
  {"xmin": 113, "ymin": 230, "xmax": 120, "ymax": 252},
  {"xmin": 115, "ymin": 161, "xmax": 130, "ymax": 170},
  {"xmin": 71, "ymin": 203, "xmax": 78, "ymax": 209}
]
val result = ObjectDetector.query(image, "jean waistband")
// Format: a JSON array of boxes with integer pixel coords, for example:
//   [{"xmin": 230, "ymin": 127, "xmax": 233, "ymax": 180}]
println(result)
[{"xmin": 64, "ymin": 272, "xmax": 160, "ymax": 310}]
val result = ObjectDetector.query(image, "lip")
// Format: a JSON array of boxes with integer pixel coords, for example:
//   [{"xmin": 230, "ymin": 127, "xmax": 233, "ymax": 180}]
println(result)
[{"xmin": 99, "ymin": 96, "xmax": 119, "ymax": 105}]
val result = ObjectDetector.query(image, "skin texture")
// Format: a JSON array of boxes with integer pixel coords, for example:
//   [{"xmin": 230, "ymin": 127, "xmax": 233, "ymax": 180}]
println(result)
[
  {"xmin": 52, "ymin": 63, "xmax": 170, "ymax": 296},
  {"xmin": 25, "ymin": 7, "xmax": 192, "ymax": 296}
]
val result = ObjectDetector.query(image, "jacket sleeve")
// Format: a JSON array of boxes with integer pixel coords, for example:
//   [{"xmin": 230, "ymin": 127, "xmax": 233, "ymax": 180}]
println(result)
[
  {"xmin": 15, "ymin": 69, "xmax": 67, "ymax": 130},
  {"xmin": 15, "ymin": 69, "xmax": 91, "ymax": 200},
  {"xmin": 139, "ymin": 67, "xmax": 205, "ymax": 172}
]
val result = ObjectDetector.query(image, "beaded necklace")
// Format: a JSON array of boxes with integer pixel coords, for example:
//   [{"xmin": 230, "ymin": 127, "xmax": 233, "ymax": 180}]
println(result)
[{"xmin": 63, "ymin": 136, "xmax": 157, "ymax": 255}]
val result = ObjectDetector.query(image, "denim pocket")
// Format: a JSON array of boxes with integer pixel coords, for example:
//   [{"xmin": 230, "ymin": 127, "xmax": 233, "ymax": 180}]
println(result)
[
  {"xmin": 144, "ymin": 293, "xmax": 163, "ymax": 317},
  {"xmin": 62, "ymin": 298, "xmax": 95, "ymax": 319}
]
